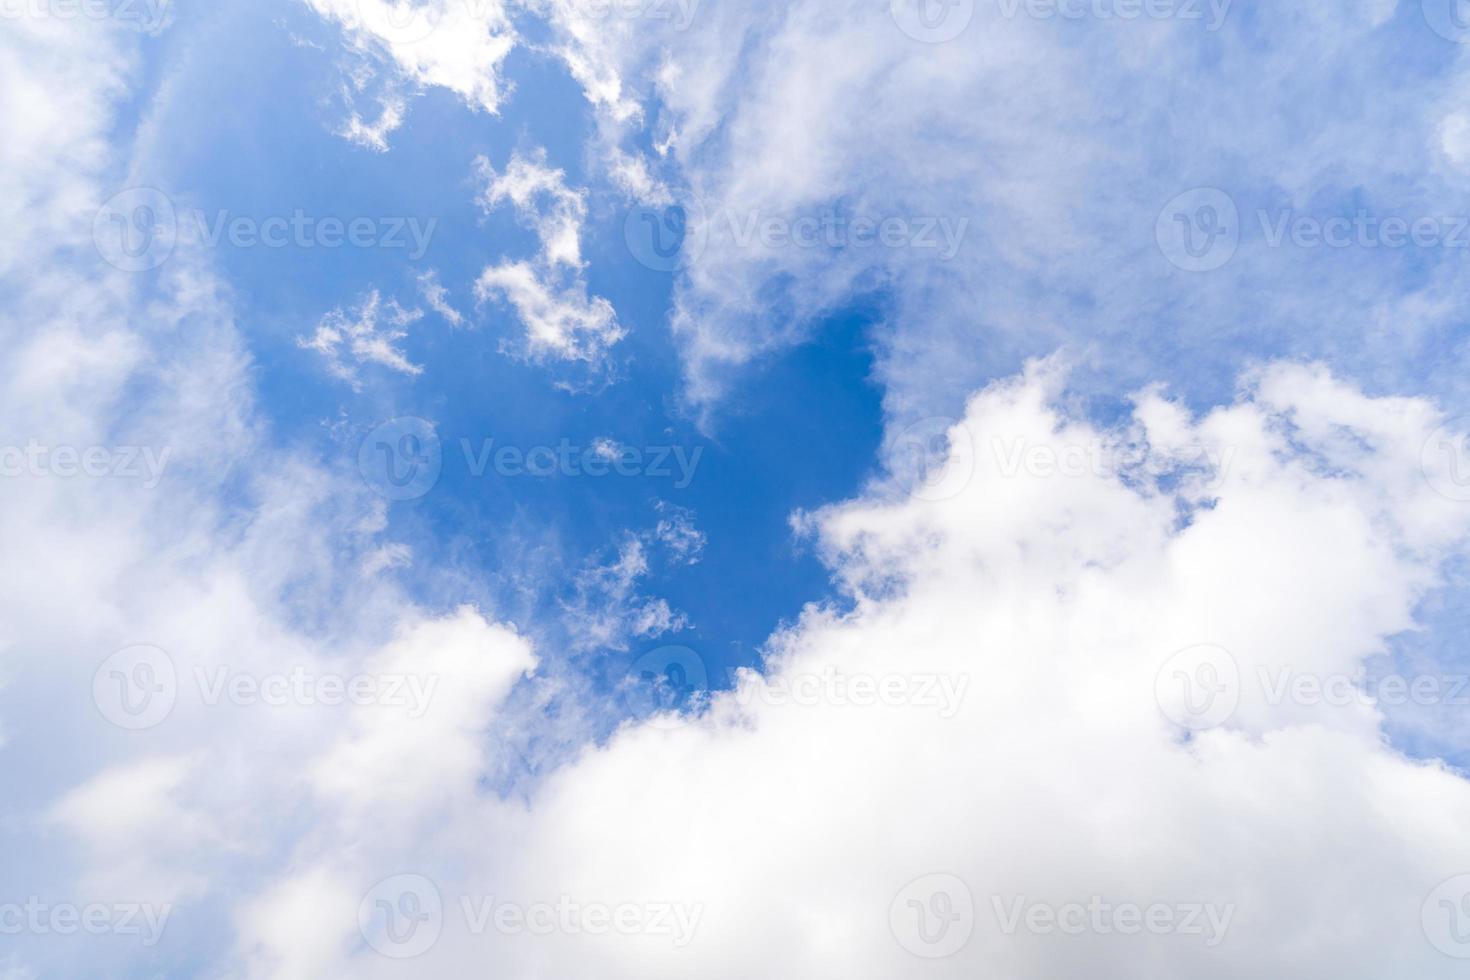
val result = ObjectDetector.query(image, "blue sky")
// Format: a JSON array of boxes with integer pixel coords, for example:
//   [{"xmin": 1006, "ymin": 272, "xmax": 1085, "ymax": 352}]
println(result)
[{"xmin": 11, "ymin": 1, "xmax": 1470, "ymax": 977}]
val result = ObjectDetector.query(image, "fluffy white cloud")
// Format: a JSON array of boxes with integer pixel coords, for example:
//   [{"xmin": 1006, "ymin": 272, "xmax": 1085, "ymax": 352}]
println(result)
[
  {"xmin": 298, "ymin": 290, "xmax": 426, "ymax": 388},
  {"xmin": 474, "ymin": 150, "xmax": 626, "ymax": 364},
  {"xmin": 304, "ymin": 0, "xmax": 515, "ymax": 115},
  {"xmin": 216, "ymin": 359, "xmax": 1470, "ymax": 979}
]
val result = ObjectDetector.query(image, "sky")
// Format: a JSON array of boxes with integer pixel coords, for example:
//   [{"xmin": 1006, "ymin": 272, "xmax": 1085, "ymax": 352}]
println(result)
[{"xmin": 7, "ymin": 0, "xmax": 1470, "ymax": 977}]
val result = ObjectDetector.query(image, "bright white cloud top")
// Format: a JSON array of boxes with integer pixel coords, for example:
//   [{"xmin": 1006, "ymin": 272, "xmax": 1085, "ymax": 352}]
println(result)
[{"xmin": 6, "ymin": 1, "xmax": 1470, "ymax": 978}]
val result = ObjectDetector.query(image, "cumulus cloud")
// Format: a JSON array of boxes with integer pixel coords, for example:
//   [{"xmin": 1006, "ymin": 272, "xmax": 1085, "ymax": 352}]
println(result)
[
  {"xmin": 220, "ymin": 361, "xmax": 1470, "ymax": 979},
  {"xmin": 474, "ymin": 150, "xmax": 626, "ymax": 365},
  {"xmin": 303, "ymin": 0, "xmax": 515, "ymax": 135},
  {"xmin": 14, "ymin": 6, "xmax": 1470, "ymax": 980}
]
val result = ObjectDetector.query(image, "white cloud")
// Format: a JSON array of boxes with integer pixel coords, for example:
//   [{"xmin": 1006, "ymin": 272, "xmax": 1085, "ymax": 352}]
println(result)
[
  {"xmin": 303, "ymin": 0, "xmax": 516, "ymax": 131},
  {"xmin": 417, "ymin": 268, "xmax": 465, "ymax": 327},
  {"xmin": 297, "ymin": 289, "xmax": 425, "ymax": 388},
  {"xmin": 218, "ymin": 361, "xmax": 1470, "ymax": 979},
  {"xmin": 474, "ymin": 150, "xmax": 625, "ymax": 364}
]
